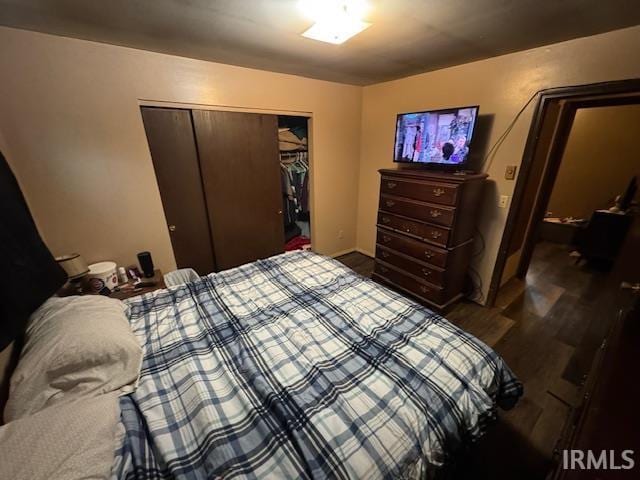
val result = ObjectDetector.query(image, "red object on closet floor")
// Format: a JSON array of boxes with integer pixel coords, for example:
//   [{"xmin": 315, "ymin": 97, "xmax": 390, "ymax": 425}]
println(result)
[{"xmin": 285, "ymin": 236, "xmax": 311, "ymax": 251}]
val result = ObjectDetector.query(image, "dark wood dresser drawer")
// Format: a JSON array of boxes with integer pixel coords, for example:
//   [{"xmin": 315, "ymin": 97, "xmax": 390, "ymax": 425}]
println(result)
[
  {"xmin": 380, "ymin": 194, "xmax": 455, "ymax": 227},
  {"xmin": 376, "ymin": 213, "xmax": 449, "ymax": 247},
  {"xmin": 376, "ymin": 245, "xmax": 444, "ymax": 286},
  {"xmin": 380, "ymin": 176, "xmax": 458, "ymax": 206},
  {"xmin": 374, "ymin": 261, "xmax": 444, "ymax": 305},
  {"xmin": 376, "ymin": 228, "xmax": 448, "ymax": 267}
]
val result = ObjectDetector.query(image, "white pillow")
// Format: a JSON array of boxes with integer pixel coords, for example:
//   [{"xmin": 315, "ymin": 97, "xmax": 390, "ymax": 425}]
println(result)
[
  {"xmin": 4, "ymin": 295, "xmax": 142, "ymax": 421},
  {"xmin": 0, "ymin": 392, "xmax": 121, "ymax": 480}
]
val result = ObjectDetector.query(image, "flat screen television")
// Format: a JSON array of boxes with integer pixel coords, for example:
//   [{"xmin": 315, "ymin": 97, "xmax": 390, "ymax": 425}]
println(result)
[{"xmin": 393, "ymin": 105, "xmax": 479, "ymax": 169}]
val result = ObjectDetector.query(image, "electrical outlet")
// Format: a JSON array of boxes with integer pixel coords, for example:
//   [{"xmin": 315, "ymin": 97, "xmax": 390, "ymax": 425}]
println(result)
[
  {"xmin": 505, "ymin": 165, "xmax": 517, "ymax": 180},
  {"xmin": 499, "ymin": 195, "xmax": 510, "ymax": 208},
  {"xmin": 338, "ymin": 230, "xmax": 344, "ymax": 239}
]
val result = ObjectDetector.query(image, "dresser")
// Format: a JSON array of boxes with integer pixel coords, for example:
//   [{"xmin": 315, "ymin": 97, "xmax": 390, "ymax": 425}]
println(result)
[{"xmin": 372, "ymin": 169, "xmax": 488, "ymax": 310}]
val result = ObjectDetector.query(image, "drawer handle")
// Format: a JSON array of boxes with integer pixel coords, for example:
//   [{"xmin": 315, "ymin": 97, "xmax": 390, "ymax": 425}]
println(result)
[
  {"xmin": 382, "ymin": 216, "xmax": 391, "ymax": 224},
  {"xmin": 405, "ymin": 228, "xmax": 411, "ymax": 233},
  {"xmin": 430, "ymin": 209, "xmax": 442, "ymax": 218},
  {"xmin": 381, "ymin": 251, "xmax": 390, "ymax": 258},
  {"xmin": 424, "ymin": 250, "xmax": 434, "ymax": 259},
  {"xmin": 380, "ymin": 266, "xmax": 389, "ymax": 273},
  {"xmin": 385, "ymin": 200, "xmax": 396, "ymax": 207},
  {"xmin": 382, "ymin": 235, "xmax": 391, "ymax": 243},
  {"xmin": 430, "ymin": 231, "xmax": 443, "ymax": 239},
  {"xmin": 387, "ymin": 182, "xmax": 397, "ymax": 189},
  {"xmin": 420, "ymin": 285, "xmax": 430, "ymax": 294},
  {"xmin": 421, "ymin": 268, "xmax": 432, "ymax": 277},
  {"xmin": 433, "ymin": 187, "xmax": 445, "ymax": 197}
]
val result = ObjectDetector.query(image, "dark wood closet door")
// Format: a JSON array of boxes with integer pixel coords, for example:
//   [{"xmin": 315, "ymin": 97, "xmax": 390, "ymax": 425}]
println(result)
[
  {"xmin": 192, "ymin": 110, "xmax": 284, "ymax": 270},
  {"xmin": 141, "ymin": 107, "xmax": 216, "ymax": 274}
]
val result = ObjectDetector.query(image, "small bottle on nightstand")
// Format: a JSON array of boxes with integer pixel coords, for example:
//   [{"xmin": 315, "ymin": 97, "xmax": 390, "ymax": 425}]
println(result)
[{"xmin": 117, "ymin": 267, "xmax": 128, "ymax": 285}]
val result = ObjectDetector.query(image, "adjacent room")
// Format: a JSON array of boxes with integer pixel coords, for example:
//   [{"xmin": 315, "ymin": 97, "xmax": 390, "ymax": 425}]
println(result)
[{"xmin": 1, "ymin": 1, "xmax": 639, "ymax": 479}]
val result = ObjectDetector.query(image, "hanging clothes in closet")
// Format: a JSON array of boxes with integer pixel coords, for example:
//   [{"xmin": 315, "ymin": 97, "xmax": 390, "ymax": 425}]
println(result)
[
  {"xmin": 280, "ymin": 151, "xmax": 309, "ymax": 243},
  {"xmin": 278, "ymin": 116, "xmax": 311, "ymax": 250}
]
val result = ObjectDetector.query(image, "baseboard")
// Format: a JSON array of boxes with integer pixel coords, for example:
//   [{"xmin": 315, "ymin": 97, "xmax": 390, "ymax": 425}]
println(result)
[
  {"xmin": 329, "ymin": 247, "xmax": 376, "ymax": 259},
  {"xmin": 329, "ymin": 248, "xmax": 357, "ymax": 258},
  {"xmin": 355, "ymin": 247, "xmax": 375, "ymax": 258}
]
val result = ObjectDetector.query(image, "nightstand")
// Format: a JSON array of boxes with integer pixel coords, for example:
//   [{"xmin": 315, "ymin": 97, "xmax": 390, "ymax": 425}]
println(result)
[{"xmin": 110, "ymin": 269, "xmax": 166, "ymax": 300}]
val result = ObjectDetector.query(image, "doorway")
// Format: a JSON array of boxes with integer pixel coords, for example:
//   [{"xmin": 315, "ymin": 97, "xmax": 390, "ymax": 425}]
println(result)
[
  {"xmin": 510, "ymin": 104, "xmax": 639, "ymax": 283},
  {"xmin": 489, "ymin": 79, "xmax": 640, "ymax": 305}
]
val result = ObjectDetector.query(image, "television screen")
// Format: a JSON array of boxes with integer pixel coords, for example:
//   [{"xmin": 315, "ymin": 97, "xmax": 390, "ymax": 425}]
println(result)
[{"xmin": 393, "ymin": 106, "xmax": 479, "ymax": 165}]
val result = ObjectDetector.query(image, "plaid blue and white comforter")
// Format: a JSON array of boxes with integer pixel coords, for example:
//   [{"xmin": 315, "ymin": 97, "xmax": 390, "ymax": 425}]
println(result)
[{"xmin": 112, "ymin": 251, "xmax": 522, "ymax": 479}]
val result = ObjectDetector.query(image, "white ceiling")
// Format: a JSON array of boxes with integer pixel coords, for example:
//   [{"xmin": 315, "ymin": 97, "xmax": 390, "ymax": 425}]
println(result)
[{"xmin": 1, "ymin": 0, "xmax": 639, "ymax": 85}]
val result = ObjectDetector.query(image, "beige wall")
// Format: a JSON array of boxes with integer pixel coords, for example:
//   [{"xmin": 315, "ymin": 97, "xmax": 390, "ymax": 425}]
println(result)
[
  {"xmin": 0, "ymin": 27, "xmax": 362, "ymax": 273},
  {"xmin": 356, "ymin": 26, "xmax": 640, "ymax": 303},
  {"xmin": 547, "ymin": 105, "xmax": 640, "ymax": 219}
]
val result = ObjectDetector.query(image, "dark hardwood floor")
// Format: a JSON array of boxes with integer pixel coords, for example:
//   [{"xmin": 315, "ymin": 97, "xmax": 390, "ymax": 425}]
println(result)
[
  {"xmin": 338, "ymin": 251, "xmax": 376, "ymax": 278},
  {"xmin": 337, "ymin": 242, "xmax": 619, "ymax": 479}
]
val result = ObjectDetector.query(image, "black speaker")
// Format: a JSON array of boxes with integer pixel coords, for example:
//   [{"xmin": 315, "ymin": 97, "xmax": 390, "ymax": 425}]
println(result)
[{"xmin": 137, "ymin": 251, "xmax": 155, "ymax": 278}]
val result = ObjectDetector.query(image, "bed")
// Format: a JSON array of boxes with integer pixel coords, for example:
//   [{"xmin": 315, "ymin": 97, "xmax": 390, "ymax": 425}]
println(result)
[{"xmin": 111, "ymin": 251, "xmax": 522, "ymax": 479}]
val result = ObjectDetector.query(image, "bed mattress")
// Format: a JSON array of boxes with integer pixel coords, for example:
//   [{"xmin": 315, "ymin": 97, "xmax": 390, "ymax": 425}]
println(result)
[{"xmin": 112, "ymin": 251, "xmax": 522, "ymax": 479}]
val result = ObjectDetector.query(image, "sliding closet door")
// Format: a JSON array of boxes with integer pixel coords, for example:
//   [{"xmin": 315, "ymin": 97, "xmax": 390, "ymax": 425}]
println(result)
[
  {"xmin": 141, "ymin": 107, "xmax": 216, "ymax": 274},
  {"xmin": 192, "ymin": 110, "xmax": 284, "ymax": 270}
]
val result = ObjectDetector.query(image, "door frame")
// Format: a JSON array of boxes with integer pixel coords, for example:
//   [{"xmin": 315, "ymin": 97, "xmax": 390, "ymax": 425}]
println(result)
[
  {"xmin": 138, "ymin": 99, "xmax": 315, "ymax": 251},
  {"xmin": 487, "ymin": 78, "xmax": 640, "ymax": 306}
]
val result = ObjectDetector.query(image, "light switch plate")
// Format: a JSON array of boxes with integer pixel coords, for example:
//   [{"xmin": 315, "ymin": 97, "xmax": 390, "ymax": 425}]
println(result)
[
  {"xmin": 499, "ymin": 195, "xmax": 510, "ymax": 208},
  {"xmin": 505, "ymin": 165, "xmax": 517, "ymax": 180}
]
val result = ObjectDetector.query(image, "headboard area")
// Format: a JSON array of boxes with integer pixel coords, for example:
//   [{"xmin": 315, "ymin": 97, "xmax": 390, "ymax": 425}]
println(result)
[{"xmin": 0, "ymin": 150, "xmax": 67, "ymax": 421}]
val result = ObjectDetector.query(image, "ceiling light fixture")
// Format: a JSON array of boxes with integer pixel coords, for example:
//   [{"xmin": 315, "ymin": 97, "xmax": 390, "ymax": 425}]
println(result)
[{"xmin": 299, "ymin": 0, "xmax": 371, "ymax": 45}]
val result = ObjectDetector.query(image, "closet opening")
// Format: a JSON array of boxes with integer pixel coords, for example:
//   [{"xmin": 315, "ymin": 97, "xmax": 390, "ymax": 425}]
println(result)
[
  {"xmin": 141, "ymin": 106, "xmax": 313, "ymax": 275},
  {"xmin": 278, "ymin": 115, "xmax": 311, "ymax": 252}
]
